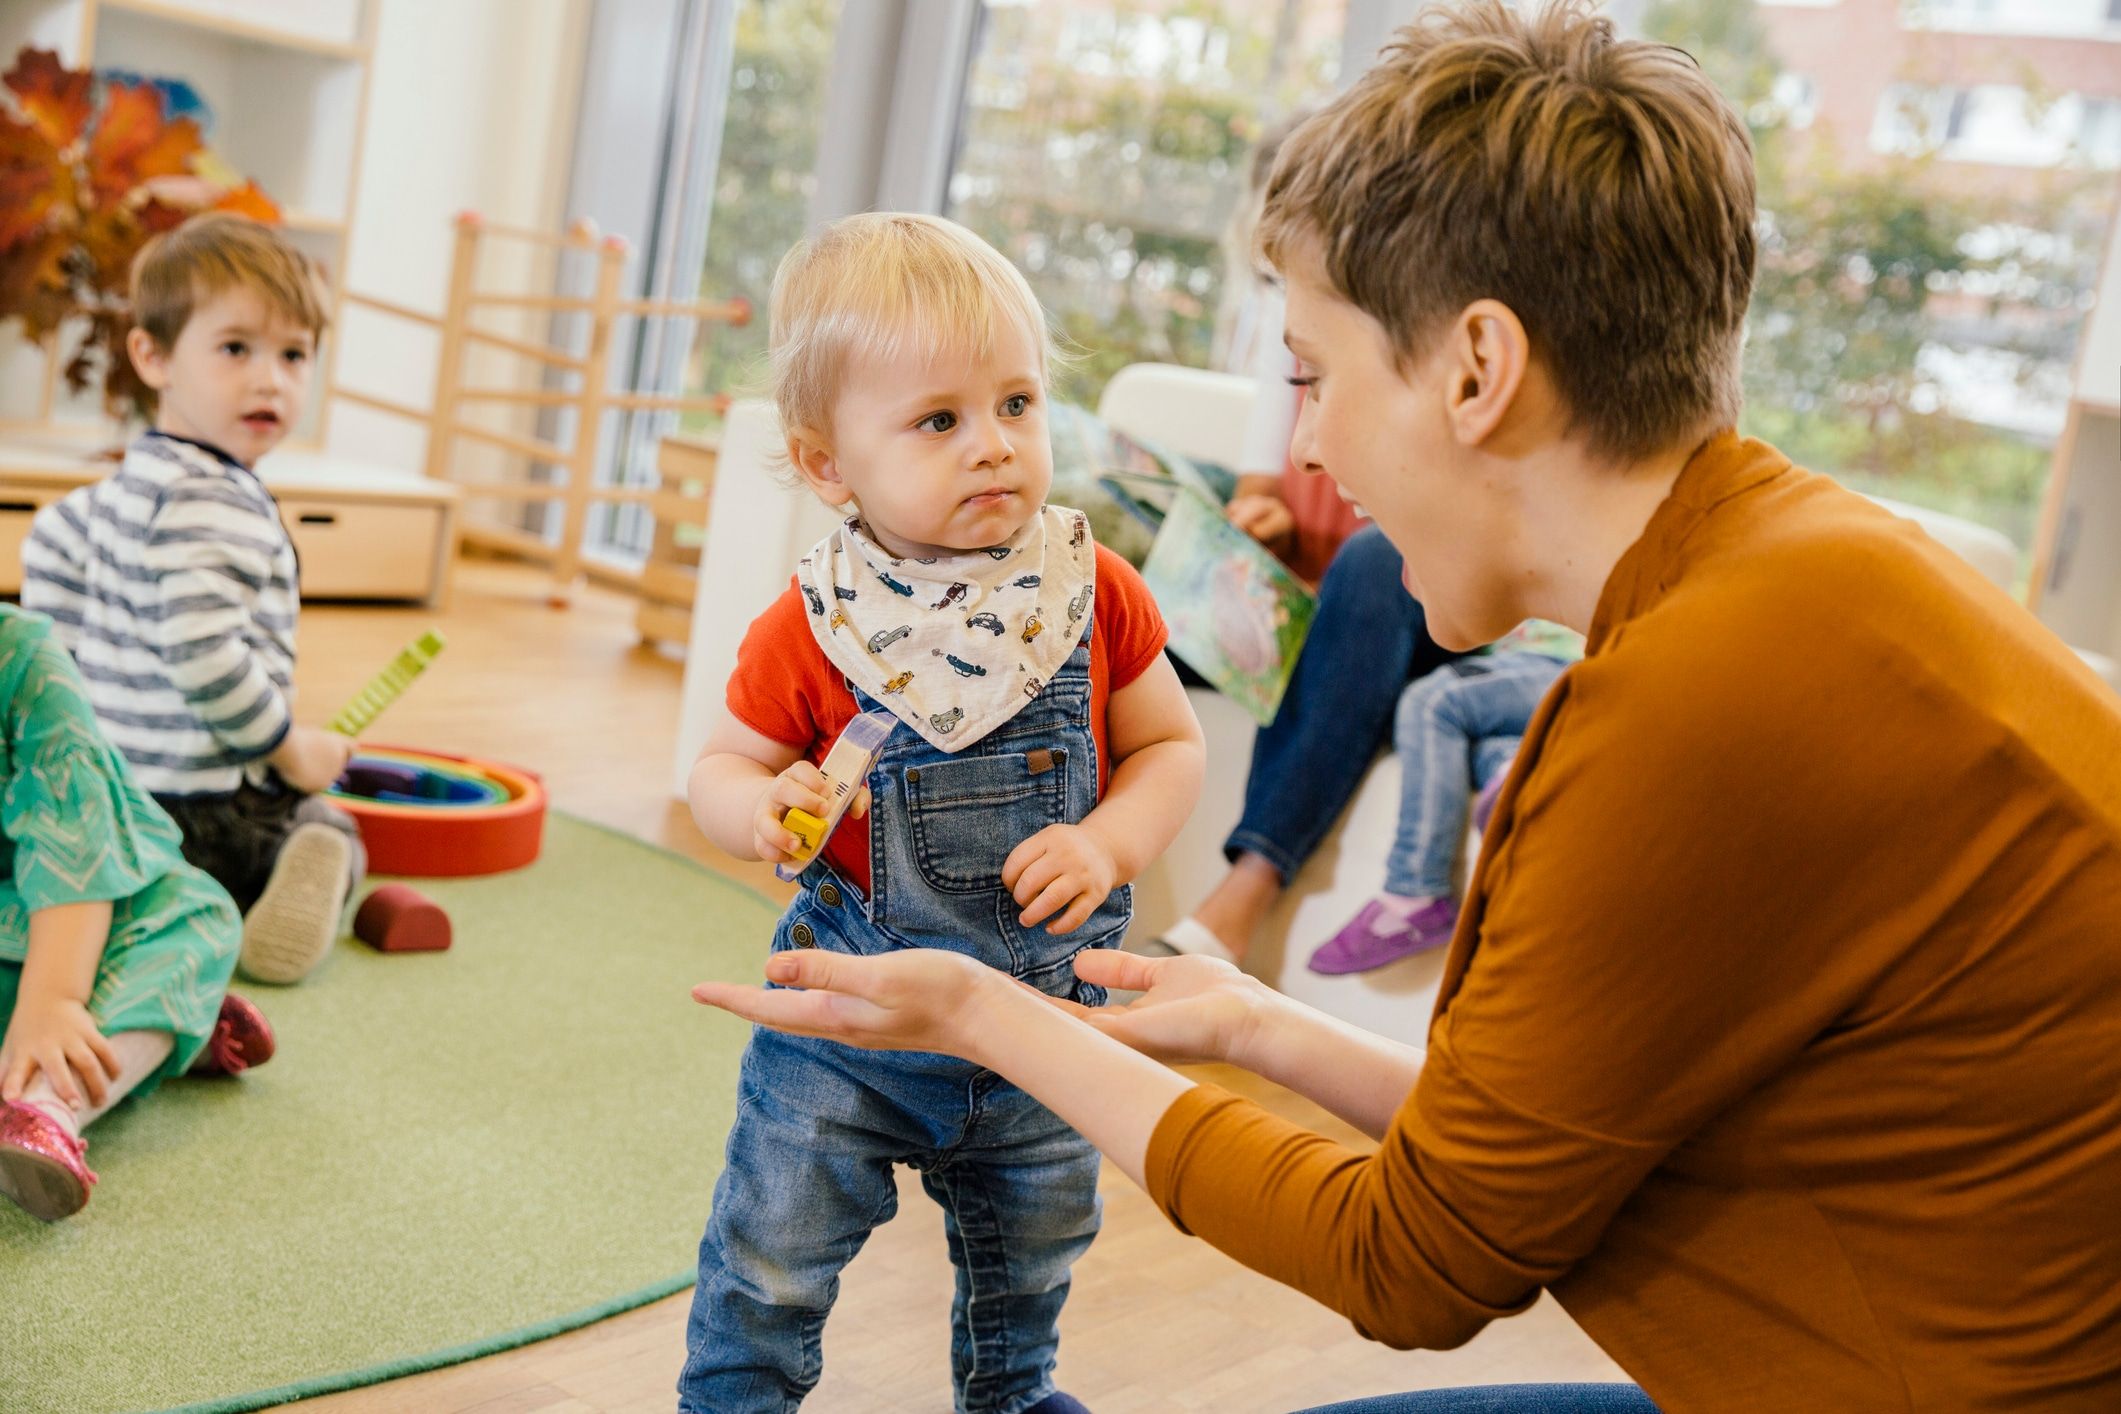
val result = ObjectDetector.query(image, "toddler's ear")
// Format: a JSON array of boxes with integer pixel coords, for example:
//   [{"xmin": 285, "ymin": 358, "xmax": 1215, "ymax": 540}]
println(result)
[
  {"xmin": 126, "ymin": 328, "xmax": 171, "ymax": 392},
  {"xmin": 787, "ymin": 429, "xmax": 854, "ymax": 507}
]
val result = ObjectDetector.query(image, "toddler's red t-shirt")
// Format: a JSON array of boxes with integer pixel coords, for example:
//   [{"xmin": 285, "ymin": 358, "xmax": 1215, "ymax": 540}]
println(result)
[{"xmin": 725, "ymin": 543, "xmax": 1169, "ymax": 894}]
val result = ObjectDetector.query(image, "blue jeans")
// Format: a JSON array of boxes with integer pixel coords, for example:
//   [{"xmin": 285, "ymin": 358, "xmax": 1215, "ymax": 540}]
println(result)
[
  {"xmin": 1227, "ymin": 524, "xmax": 1468, "ymax": 880},
  {"xmin": 1299, "ymin": 1385, "xmax": 1658, "ymax": 1413},
  {"xmin": 1387, "ymin": 653, "xmax": 1568, "ymax": 897},
  {"xmin": 681, "ymin": 630, "xmax": 1123, "ymax": 1414}
]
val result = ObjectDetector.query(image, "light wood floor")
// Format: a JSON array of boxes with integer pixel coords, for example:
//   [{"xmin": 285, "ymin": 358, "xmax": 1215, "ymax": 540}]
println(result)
[{"xmin": 276, "ymin": 560, "xmax": 1623, "ymax": 1413}]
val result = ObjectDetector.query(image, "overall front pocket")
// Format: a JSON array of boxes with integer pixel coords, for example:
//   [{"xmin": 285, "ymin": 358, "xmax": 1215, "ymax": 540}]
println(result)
[{"xmin": 902, "ymin": 750, "xmax": 1069, "ymax": 893}]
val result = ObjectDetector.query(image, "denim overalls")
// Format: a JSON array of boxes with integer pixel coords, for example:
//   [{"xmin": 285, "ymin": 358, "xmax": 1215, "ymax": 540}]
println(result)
[{"xmin": 681, "ymin": 625, "xmax": 1129, "ymax": 1414}]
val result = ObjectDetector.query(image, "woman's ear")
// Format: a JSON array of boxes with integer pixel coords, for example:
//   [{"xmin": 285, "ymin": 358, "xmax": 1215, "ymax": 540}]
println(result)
[
  {"xmin": 126, "ymin": 328, "xmax": 171, "ymax": 392},
  {"xmin": 786, "ymin": 429, "xmax": 854, "ymax": 507},
  {"xmin": 1442, "ymin": 299, "xmax": 1530, "ymax": 448}
]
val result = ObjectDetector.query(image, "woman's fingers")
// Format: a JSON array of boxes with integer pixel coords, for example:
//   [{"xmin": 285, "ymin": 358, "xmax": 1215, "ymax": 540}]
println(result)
[{"xmin": 1072, "ymin": 948, "xmax": 1165, "ymax": 991}]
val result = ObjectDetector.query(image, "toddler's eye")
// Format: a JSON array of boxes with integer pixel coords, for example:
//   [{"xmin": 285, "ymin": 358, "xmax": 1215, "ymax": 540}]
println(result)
[
  {"xmin": 919, "ymin": 411, "xmax": 957, "ymax": 434},
  {"xmin": 283, "ymin": 347, "xmax": 309, "ymax": 365},
  {"xmin": 221, "ymin": 341, "xmax": 247, "ymax": 358},
  {"xmin": 1002, "ymin": 393, "xmax": 1031, "ymax": 417}
]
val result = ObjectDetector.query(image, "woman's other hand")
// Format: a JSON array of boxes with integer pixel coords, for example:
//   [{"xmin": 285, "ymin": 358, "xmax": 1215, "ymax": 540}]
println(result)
[
  {"xmin": 693, "ymin": 947, "xmax": 1013, "ymax": 1061},
  {"xmin": 1059, "ymin": 949, "xmax": 1273, "ymax": 1067}
]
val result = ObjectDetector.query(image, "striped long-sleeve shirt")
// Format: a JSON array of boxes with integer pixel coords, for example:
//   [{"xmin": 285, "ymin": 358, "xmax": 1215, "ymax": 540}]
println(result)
[{"xmin": 22, "ymin": 431, "xmax": 299, "ymax": 797}]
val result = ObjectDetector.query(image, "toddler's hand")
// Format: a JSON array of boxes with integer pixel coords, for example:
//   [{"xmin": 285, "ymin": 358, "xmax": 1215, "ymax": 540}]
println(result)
[
  {"xmin": 0, "ymin": 997, "xmax": 119, "ymax": 1110},
  {"xmin": 1002, "ymin": 823, "xmax": 1117, "ymax": 934},
  {"xmin": 271, "ymin": 725, "xmax": 358, "ymax": 794},
  {"xmin": 751, "ymin": 761, "xmax": 868, "ymax": 864},
  {"xmin": 1225, "ymin": 493, "xmax": 1295, "ymax": 550}
]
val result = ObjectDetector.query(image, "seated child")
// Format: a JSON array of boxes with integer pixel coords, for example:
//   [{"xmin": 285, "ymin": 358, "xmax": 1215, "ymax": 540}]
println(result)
[
  {"xmin": 23, "ymin": 214, "xmax": 364, "ymax": 987},
  {"xmin": 681, "ymin": 212, "xmax": 1204, "ymax": 1413},
  {"xmin": 0, "ymin": 605, "xmax": 269, "ymax": 1222},
  {"xmin": 1308, "ymin": 624, "xmax": 1581, "ymax": 975}
]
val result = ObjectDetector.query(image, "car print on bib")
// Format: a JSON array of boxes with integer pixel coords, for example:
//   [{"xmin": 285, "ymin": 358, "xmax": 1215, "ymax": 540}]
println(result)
[
  {"xmin": 868, "ymin": 624, "xmax": 912, "ymax": 654},
  {"xmin": 966, "ymin": 612, "xmax": 1006, "ymax": 635}
]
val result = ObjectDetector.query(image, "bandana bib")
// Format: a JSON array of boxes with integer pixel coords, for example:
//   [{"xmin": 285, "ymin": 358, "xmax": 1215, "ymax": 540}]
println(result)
[{"xmin": 798, "ymin": 504, "xmax": 1097, "ymax": 752}]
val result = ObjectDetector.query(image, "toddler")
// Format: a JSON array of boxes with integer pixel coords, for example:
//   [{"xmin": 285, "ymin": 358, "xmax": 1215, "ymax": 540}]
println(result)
[
  {"xmin": 680, "ymin": 213, "xmax": 1204, "ymax": 1413},
  {"xmin": 23, "ymin": 214, "xmax": 365, "ymax": 987}
]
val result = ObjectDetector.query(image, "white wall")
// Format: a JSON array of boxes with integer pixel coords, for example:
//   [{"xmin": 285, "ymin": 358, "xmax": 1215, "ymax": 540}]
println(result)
[{"xmin": 325, "ymin": 0, "xmax": 591, "ymax": 486}]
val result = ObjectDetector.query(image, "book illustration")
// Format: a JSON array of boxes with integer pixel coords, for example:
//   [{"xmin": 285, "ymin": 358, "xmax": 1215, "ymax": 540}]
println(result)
[{"xmin": 1136, "ymin": 483, "xmax": 1317, "ymax": 726}]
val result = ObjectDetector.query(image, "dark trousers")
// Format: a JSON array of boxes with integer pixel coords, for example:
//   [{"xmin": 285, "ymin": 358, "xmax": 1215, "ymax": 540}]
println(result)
[{"xmin": 155, "ymin": 779, "xmax": 367, "ymax": 914}]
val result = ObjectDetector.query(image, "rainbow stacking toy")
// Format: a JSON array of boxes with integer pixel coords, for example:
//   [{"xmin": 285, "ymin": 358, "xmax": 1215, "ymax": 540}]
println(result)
[
  {"xmin": 328, "ymin": 746, "xmax": 545, "ymax": 877},
  {"xmin": 331, "ymin": 630, "xmax": 446, "ymax": 737}
]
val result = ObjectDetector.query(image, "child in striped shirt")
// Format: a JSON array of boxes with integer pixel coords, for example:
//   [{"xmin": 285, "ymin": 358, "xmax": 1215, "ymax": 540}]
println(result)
[{"xmin": 22, "ymin": 215, "xmax": 365, "ymax": 987}]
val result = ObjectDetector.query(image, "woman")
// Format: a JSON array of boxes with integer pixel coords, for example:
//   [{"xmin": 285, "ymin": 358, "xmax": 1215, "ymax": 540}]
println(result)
[{"xmin": 693, "ymin": 5, "xmax": 2121, "ymax": 1409}]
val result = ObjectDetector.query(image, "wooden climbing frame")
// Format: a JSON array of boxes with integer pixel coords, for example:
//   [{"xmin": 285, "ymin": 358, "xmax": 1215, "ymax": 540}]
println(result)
[{"xmin": 328, "ymin": 212, "xmax": 746, "ymax": 604}]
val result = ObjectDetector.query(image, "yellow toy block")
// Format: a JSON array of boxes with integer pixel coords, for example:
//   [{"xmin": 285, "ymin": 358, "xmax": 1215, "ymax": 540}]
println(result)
[{"xmin": 782, "ymin": 807, "xmax": 826, "ymax": 858}]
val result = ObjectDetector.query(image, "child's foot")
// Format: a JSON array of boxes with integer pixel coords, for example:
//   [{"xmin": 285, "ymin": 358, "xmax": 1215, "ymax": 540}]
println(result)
[
  {"xmin": 241, "ymin": 823, "xmax": 353, "ymax": 985},
  {"xmin": 190, "ymin": 992, "xmax": 277, "ymax": 1076},
  {"xmin": 1472, "ymin": 764, "xmax": 1512, "ymax": 833},
  {"xmin": 1307, "ymin": 894, "xmax": 1458, "ymax": 975},
  {"xmin": 1024, "ymin": 1394, "xmax": 1093, "ymax": 1414},
  {"xmin": 0, "ymin": 1100, "xmax": 97, "ymax": 1221}
]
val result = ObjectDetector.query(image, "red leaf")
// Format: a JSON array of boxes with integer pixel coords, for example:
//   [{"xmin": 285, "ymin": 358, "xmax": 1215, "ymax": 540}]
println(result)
[
  {"xmin": 208, "ymin": 179, "xmax": 280, "ymax": 223},
  {"xmin": 3, "ymin": 48, "xmax": 92, "ymax": 149},
  {"xmin": 87, "ymin": 82, "xmax": 201, "ymax": 204},
  {"xmin": 0, "ymin": 109, "xmax": 63, "ymax": 251}
]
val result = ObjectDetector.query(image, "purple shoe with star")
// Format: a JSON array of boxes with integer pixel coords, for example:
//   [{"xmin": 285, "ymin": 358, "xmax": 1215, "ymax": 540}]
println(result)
[
  {"xmin": 0, "ymin": 1100, "xmax": 97, "ymax": 1221},
  {"xmin": 1306, "ymin": 896, "xmax": 1459, "ymax": 975}
]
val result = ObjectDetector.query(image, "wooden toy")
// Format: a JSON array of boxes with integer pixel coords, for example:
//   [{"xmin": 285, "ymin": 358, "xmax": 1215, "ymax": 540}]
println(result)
[
  {"xmin": 777, "ymin": 710, "xmax": 897, "ymax": 882},
  {"xmin": 333, "ymin": 213, "xmax": 750, "ymax": 606},
  {"xmin": 329, "ymin": 746, "xmax": 546, "ymax": 877},
  {"xmin": 354, "ymin": 884, "xmax": 453, "ymax": 953},
  {"xmin": 331, "ymin": 630, "xmax": 446, "ymax": 736}
]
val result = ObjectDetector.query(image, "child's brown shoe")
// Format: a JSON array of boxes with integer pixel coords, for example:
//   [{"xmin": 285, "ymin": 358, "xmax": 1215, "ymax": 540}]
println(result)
[{"xmin": 240, "ymin": 823, "xmax": 353, "ymax": 984}]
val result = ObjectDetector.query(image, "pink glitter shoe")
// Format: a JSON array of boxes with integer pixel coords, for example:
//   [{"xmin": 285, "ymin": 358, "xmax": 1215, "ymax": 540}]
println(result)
[
  {"xmin": 190, "ymin": 992, "xmax": 277, "ymax": 1077},
  {"xmin": 0, "ymin": 1101, "xmax": 97, "ymax": 1221}
]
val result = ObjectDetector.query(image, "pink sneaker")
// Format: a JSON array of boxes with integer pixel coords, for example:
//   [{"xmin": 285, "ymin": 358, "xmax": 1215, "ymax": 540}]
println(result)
[
  {"xmin": 190, "ymin": 992, "xmax": 277, "ymax": 1077},
  {"xmin": 1307, "ymin": 896, "xmax": 1459, "ymax": 975},
  {"xmin": 0, "ymin": 1100, "xmax": 97, "ymax": 1221}
]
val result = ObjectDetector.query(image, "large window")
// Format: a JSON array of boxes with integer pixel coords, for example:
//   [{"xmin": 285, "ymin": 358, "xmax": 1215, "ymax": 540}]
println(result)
[
  {"xmin": 947, "ymin": 0, "xmax": 1347, "ymax": 405},
  {"xmin": 681, "ymin": 0, "xmax": 843, "ymax": 429},
  {"xmin": 1644, "ymin": 0, "xmax": 2118, "ymax": 559}
]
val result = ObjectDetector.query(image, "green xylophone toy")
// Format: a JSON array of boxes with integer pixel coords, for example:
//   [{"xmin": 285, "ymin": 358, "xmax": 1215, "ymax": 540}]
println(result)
[{"xmin": 331, "ymin": 630, "xmax": 447, "ymax": 736}]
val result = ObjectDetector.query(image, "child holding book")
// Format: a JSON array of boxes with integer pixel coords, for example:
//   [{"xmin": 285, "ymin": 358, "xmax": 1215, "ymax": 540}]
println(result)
[{"xmin": 681, "ymin": 212, "xmax": 1204, "ymax": 1413}]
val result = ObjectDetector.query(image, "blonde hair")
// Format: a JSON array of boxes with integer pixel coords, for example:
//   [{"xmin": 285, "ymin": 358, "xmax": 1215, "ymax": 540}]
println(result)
[
  {"xmin": 768, "ymin": 212, "xmax": 1053, "ymax": 438},
  {"xmin": 1258, "ymin": 0, "xmax": 1757, "ymax": 462},
  {"xmin": 132, "ymin": 212, "xmax": 331, "ymax": 351}
]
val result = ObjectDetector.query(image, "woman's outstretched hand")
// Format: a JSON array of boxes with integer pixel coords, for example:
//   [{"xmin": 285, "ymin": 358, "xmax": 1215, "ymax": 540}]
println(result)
[
  {"xmin": 1056, "ymin": 949, "xmax": 1272, "ymax": 1068},
  {"xmin": 693, "ymin": 947, "xmax": 1010, "ymax": 1059}
]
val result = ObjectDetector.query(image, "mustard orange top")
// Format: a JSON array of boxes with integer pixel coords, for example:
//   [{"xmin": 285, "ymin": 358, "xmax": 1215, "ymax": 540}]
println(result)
[{"xmin": 1147, "ymin": 433, "xmax": 2121, "ymax": 1411}]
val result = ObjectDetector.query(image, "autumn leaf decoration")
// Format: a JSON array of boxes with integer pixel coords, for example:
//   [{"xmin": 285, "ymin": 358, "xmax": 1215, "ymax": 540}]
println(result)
[{"xmin": 0, "ymin": 47, "xmax": 281, "ymax": 419}]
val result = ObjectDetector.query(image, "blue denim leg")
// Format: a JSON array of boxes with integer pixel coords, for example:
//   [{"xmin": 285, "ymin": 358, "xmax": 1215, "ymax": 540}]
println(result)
[
  {"xmin": 919, "ymin": 1080, "xmax": 1102, "ymax": 1414},
  {"xmin": 1386, "ymin": 655, "xmax": 1568, "ymax": 898},
  {"xmin": 1297, "ymin": 1384, "xmax": 1660, "ymax": 1413},
  {"xmin": 1225, "ymin": 523, "xmax": 1468, "ymax": 880},
  {"xmin": 679, "ymin": 1027, "xmax": 915, "ymax": 1413}
]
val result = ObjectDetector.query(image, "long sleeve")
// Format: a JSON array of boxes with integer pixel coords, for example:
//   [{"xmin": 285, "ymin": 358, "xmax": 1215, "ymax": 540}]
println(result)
[
  {"xmin": 1144, "ymin": 434, "xmax": 2121, "ymax": 1409},
  {"xmin": 2, "ymin": 622, "xmax": 189, "ymax": 917},
  {"xmin": 139, "ymin": 483, "xmax": 293, "ymax": 761}
]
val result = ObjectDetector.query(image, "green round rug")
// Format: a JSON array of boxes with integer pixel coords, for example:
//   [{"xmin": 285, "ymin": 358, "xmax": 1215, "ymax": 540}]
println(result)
[{"xmin": 0, "ymin": 814, "xmax": 782, "ymax": 1414}]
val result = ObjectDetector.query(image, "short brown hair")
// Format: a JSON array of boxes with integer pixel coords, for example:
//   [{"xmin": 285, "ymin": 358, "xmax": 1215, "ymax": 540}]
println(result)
[
  {"xmin": 131, "ymin": 213, "xmax": 330, "ymax": 350},
  {"xmin": 1259, "ymin": 0, "xmax": 1756, "ymax": 461}
]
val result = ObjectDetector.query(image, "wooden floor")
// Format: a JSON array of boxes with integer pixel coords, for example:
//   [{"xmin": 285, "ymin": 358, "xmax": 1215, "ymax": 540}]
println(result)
[{"xmin": 277, "ymin": 560, "xmax": 1623, "ymax": 1413}]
